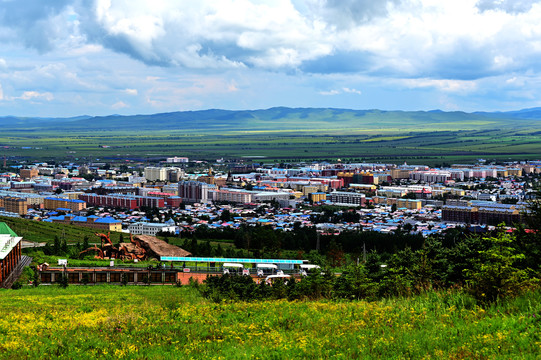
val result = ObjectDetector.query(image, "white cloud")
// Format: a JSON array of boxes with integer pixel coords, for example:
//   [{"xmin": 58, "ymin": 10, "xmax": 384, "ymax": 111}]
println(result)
[
  {"xmin": 19, "ymin": 91, "xmax": 54, "ymax": 101},
  {"xmin": 123, "ymin": 88, "xmax": 138, "ymax": 95},
  {"xmin": 23, "ymin": 91, "xmax": 54, "ymax": 101},
  {"xmin": 401, "ymin": 78, "xmax": 478, "ymax": 93},
  {"xmin": 112, "ymin": 100, "xmax": 128, "ymax": 109},
  {"xmin": 319, "ymin": 87, "xmax": 361, "ymax": 95},
  {"xmin": 2, "ymin": 0, "xmax": 541, "ymax": 115},
  {"xmin": 319, "ymin": 89, "xmax": 340, "ymax": 95},
  {"xmin": 342, "ymin": 87, "xmax": 361, "ymax": 95},
  {"xmin": 0, "ymin": 83, "xmax": 3, "ymax": 100},
  {"xmin": 2, "ymin": 0, "xmax": 541, "ymax": 80}
]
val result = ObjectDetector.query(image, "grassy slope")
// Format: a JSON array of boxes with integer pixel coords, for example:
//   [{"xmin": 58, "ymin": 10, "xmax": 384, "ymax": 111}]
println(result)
[
  {"xmin": 0, "ymin": 286, "xmax": 539, "ymax": 359},
  {"xmin": 0, "ymin": 216, "xmax": 124, "ymax": 244}
]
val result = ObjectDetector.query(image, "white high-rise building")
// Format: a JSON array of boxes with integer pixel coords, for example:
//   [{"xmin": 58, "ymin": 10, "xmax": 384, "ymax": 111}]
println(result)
[{"xmin": 144, "ymin": 167, "xmax": 167, "ymax": 182}]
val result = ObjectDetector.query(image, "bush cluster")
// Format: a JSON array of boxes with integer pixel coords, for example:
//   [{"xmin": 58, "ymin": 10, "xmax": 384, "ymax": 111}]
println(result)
[
  {"xmin": 201, "ymin": 226, "xmax": 539, "ymax": 305},
  {"xmin": 200, "ymin": 264, "xmax": 380, "ymax": 303}
]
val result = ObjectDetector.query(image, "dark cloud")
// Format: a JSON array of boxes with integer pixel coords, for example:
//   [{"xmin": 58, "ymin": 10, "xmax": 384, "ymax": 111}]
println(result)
[
  {"xmin": 476, "ymin": 0, "xmax": 539, "ymax": 13},
  {"xmin": 0, "ymin": 1, "xmax": 71, "ymax": 52},
  {"xmin": 305, "ymin": 0, "xmax": 402, "ymax": 28}
]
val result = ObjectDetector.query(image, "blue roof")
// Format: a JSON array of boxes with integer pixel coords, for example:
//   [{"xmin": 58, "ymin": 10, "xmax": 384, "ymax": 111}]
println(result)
[
  {"xmin": 71, "ymin": 216, "xmax": 87, "ymax": 222},
  {"xmin": 94, "ymin": 217, "xmax": 120, "ymax": 224},
  {"xmin": 45, "ymin": 197, "xmax": 85, "ymax": 203},
  {"xmin": 56, "ymin": 208, "xmax": 72, "ymax": 212},
  {"xmin": 161, "ymin": 256, "xmax": 304, "ymax": 264}
]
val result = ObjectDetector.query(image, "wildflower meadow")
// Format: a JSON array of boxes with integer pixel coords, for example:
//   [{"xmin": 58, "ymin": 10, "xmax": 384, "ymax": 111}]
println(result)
[{"xmin": 0, "ymin": 285, "xmax": 539, "ymax": 359}]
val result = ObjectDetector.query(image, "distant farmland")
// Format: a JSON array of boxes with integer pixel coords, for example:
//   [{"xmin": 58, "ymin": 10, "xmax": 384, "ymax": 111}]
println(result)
[{"xmin": 1, "ymin": 107, "xmax": 541, "ymax": 165}]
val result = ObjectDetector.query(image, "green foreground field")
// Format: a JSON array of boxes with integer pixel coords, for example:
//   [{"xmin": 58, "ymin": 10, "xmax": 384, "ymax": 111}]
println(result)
[{"xmin": 1, "ymin": 286, "xmax": 539, "ymax": 359}]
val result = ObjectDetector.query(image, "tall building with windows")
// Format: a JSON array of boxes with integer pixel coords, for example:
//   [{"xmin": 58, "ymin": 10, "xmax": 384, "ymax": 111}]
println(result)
[
  {"xmin": 2, "ymin": 197, "xmax": 27, "ymax": 215},
  {"xmin": 178, "ymin": 181, "xmax": 216, "ymax": 203},
  {"xmin": 144, "ymin": 167, "xmax": 167, "ymax": 182}
]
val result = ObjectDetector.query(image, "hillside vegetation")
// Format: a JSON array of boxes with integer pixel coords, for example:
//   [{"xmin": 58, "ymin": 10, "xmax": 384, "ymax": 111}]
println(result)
[{"xmin": 0, "ymin": 216, "xmax": 123, "ymax": 245}]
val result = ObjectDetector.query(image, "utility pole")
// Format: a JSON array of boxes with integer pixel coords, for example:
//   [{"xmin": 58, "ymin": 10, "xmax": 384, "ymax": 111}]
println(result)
[{"xmin": 363, "ymin": 242, "xmax": 367, "ymax": 263}]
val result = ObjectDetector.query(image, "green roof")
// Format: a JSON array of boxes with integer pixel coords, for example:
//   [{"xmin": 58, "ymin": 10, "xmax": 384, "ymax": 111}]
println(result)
[{"xmin": 0, "ymin": 222, "xmax": 17, "ymax": 237}]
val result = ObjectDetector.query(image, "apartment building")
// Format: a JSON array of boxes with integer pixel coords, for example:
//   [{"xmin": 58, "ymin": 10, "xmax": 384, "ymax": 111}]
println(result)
[
  {"xmin": 144, "ymin": 167, "xmax": 167, "ymax": 182},
  {"xmin": 329, "ymin": 191, "xmax": 366, "ymax": 206},
  {"xmin": 43, "ymin": 197, "xmax": 86, "ymax": 212},
  {"xmin": 128, "ymin": 221, "xmax": 176, "ymax": 236}
]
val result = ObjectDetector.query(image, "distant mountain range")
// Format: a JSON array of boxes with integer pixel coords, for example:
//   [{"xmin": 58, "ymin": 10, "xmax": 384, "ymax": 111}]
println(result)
[{"xmin": 1, "ymin": 107, "xmax": 540, "ymax": 133}]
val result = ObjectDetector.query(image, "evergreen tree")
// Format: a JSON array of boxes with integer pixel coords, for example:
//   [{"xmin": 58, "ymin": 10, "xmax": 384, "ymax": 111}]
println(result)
[
  {"xmin": 53, "ymin": 236, "xmax": 61, "ymax": 255},
  {"xmin": 464, "ymin": 227, "xmax": 530, "ymax": 304}
]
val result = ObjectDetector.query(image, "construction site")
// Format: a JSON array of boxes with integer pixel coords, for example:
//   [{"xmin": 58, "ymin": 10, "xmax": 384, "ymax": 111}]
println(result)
[
  {"xmin": 36, "ymin": 232, "xmax": 308, "ymax": 285},
  {"xmin": 78, "ymin": 232, "xmax": 192, "ymax": 261}
]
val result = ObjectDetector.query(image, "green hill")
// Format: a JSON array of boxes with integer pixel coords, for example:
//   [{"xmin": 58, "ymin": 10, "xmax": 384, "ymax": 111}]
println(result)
[{"xmin": 1, "ymin": 107, "xmax": 538, "ymax": 133}]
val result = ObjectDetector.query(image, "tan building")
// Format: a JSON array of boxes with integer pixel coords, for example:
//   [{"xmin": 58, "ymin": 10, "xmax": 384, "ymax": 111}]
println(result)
[
  {"xmin": 209, "ymin": 189, "xmax": 252, "ymax": 203},
  {"xmin": 291, "ymin": 191, "xmax": 303, "ymax": 199},
  {"xmin": 390, "ymin": 169, "xmax": 411, "ymax": 179},
  {"xmin": 496, "ymin": 169, "xmax": 508, "ymax": 178},
  {"xmin": 63, "ymin": 192, "xmax": 85, "ymax": 200},
  {"xmin": 397, "ymin": 198, "xmax": 423, "ymax": 210},
  {"xmin": 309, "ymin": 192, "xmax": 327, "ymax": 203},
  {"xmin": 44, "ymin": 197, "xmax": 86, "ymax": 212},
  {"xmin": 2, "ymin": 197, "xmax": 27, "ymax": 215},
  {"xmin": 349, "ymin": 183, "xmax": 377, "ymax": 192},
  {"xmin": 302, "ymin": 186, "xmax": 319, "ymax": 196},
  {"xmin": 507, "ymin": 168, "xmax": 522, "ymax": 177},
  {"xmin": 20, "ymin": 168, "xmax": 39, "ymax": 180}
]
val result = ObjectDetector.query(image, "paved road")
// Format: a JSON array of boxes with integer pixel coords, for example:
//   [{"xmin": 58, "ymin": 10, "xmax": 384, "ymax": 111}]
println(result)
[{"xmin": 21, "ymin": 241, "xmax": 46, "ymax": 248}]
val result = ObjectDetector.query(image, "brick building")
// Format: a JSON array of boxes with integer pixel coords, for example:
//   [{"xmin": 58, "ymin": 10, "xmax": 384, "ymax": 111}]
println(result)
[{"xmin": 20, "ymin": 168, "xmax": 39, "ymax": 180}]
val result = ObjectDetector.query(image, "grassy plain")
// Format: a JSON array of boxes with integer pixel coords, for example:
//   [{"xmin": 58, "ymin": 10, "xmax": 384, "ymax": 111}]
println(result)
[
  {"xmin": 2, "ymin": 128, "xmax": 541, "ymax": 166},
  {"xmin": 0, "ymin": 286, "xmax": 539, "ymax": 359},
  {"xmin": 1, "ymin": 108, "xmax": 541, "ymax": 165}
]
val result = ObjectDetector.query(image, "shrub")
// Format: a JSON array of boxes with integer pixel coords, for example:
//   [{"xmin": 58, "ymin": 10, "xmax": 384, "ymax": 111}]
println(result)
[
  {"xmin": 81, "ymin": 273, "xmax": 90, "ymax": 285},
  {"xmin": 333, "ymin": 263, "xmax": 377, "ymax": 300},
  {"xmin": 57, "ymin": 273, "xmax": 69, "ymax": 288},
  {"xmin": 120, "ymin": 273, "xmax": 129, "ymax": 286}
]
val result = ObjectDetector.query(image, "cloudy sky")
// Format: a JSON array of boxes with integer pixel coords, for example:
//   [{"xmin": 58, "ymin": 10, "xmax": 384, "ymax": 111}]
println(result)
[{"xmin": 1, "ymin": 0, "xmax": 541, "ymax": 117}]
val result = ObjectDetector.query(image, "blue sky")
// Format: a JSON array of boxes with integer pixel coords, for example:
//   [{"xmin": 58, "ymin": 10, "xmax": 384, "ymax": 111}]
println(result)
[{"xmin": 1, "ymin": 0, "xmax": 541, "ymax": 117}]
